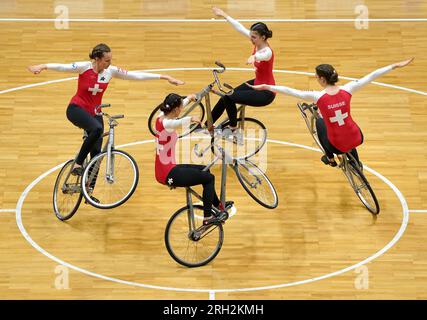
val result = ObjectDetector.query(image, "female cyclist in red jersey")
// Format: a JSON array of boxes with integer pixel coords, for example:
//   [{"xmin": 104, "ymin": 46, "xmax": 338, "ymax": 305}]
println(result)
[
  {"xmin": 248, "ymin": 58, "xmax": 414, "ymax": 166},
  {"xmin": 28, "ymin": 43, "xmax": 184, "ymax": 176},
  {"xmin": 209, "ymin": 7, "xmax": 276, "ymax": 131},
  {"xmin": 155, "ymin": 93, "xmax": 233, "ymax": 225}
]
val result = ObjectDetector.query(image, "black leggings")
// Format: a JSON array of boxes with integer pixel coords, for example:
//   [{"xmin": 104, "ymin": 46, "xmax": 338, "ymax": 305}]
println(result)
[
  {"xmin": 315, "ymin": 118, "xmax": 362, "ymax": 163},
  {"xmin": 211, "ymin": 79, "xmax": 276, "ymax": 127},
  {"xmin": 166, "ymin": 164, "xmax": 220, "ymax": 217},
  {"xmin": 66, "ymin": 104, "xmax": 104, "ymax": 165}
]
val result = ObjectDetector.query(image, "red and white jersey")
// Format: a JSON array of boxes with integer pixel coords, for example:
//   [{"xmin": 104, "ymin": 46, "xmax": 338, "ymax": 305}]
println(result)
[
  {"xmin": 252, "ymin": 46, "xmax": 275, "ymax": 85},
  {"xmin": 316, "ymin": 90, "xmax": 361, "ymax": 152},
  {"xmin": 155, "ymin": 117, "xmax": 178, "ymax": 185},
  {"xmin": 268, "ymin": 65, "xmax": 394, "ymax": 152},
  {"xmin": 154, "ymin": 98, "xmax": 192, "ymax": 184},
  {"xmin": 225, "ymin": 15, "xmax": 275, "ymax": 85},
  {"xmin": 46, "ymin": 61, "xmax": 161, "ymax": 115}
]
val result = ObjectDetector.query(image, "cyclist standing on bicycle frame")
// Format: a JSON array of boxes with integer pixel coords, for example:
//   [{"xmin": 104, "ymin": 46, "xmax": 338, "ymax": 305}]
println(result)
[
  {"xmin": 248, "ymin": 58, "xmax": 414, "ymax": 166},
  {"xmin": 27, "ymin": 43, "xmax": 184, "ymax": 176},
  {"xmin": 155, "ymin": 93, "xmax": 232, "ymax": 225},
  {"xmin": 209, "ymin": 7, "xmax": 276, "ymax": 131}
]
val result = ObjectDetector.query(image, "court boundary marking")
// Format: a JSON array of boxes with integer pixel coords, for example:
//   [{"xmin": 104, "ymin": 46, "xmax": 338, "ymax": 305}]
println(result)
[
  {"xmin": 1, "ymin": 18, "xmax": 427, "ymax": 23},
  {"xmin": 15, "ymin": 138, "xmax": 408, "ymax": 299},
  {"xmin": 2, "ymin": 66, "xmax": 423, "ymax": 299},
  {"xmin": 1, "ymin": 68, "xmax": 426, "ymax": 96},
  {"xmin": 0, "ymin": 209, "xmax": 16, "ymax": 213}
]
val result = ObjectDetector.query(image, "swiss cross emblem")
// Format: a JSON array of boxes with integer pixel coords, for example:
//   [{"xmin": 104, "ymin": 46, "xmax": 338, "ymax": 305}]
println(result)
[
  {"xmin": 329, "ymin": 110, "xmax": 348, "ymax": 126},
  {"xmin": 88, "ymin": 83, "xmax": 103, "ymax": 95}
]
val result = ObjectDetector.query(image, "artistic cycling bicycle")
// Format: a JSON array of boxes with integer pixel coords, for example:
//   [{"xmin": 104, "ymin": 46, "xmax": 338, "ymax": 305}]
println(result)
[
  {"xmin": 297, "ymin": 102, "xmax": 379, "ymax": 214},
  {"xmin": 164, "ymin": 130, "xmax": 278, "ymax": 267},
  {"xmin": 53, "ymin": 104, "xmax": 139, "ymax": 220},
  {"xmin": 148, "ymin": 61, "xmax": 267, "ymax": 160}
]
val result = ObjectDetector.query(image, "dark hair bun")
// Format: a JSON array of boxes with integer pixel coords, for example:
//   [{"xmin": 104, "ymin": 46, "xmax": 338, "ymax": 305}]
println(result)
[
  {"xmin": 330, "ymin": 72, "xmax": 339, "ymax": 84},
  {"xmin": 315, "ymin": 64, "xmax": 339, "ymax": 85},
  {"xmin": 159, "ymin": 102, "xmax": 171, "ymax": 113},
  {"xmin": 159, "ymin": 93, "xmax": 183, "ymax": 115},
  {"xmin": 250, "ymin": 22, "xmax": 273, "ymax": 39}
]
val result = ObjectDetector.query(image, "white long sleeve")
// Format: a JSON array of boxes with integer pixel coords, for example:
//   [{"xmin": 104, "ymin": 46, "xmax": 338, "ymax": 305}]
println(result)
[
  {"xmin": 254, "ymin": 47, "xmax": 272, "ymax": 62},
  {"xmin": 109, "ymin": 66, "xmax": 161, "ymax": 80},
  {"xmin": 225, "ymin": 15, "xmax": 251, "ymax": 38},
  {"xmin": 269, "ymin": 85, "xmax": 323, "ymax": 103},
  {"xmin": 162, "ymin": 117, "xmax": 192, "ymax": 133},
  {"xmin": 341, "ymin": 65, "xmax": 393, "ymax": 94},
  {"xmin": 45, "ymin": 61, "xmax": 91, "ymax": 73}
]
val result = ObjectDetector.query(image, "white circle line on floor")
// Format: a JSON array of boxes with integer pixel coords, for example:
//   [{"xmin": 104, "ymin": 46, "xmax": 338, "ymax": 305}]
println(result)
[{"xmin": 15, "ymin": 139, "xmax": 408, "ymax": 294}]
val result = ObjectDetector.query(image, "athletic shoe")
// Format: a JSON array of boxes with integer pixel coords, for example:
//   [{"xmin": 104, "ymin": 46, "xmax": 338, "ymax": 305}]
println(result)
[
  {"xmin": 71, "ymin": 166, "xmax": 83, "ymax": 176},
  {"xmin": 321, "ymin": 155, "xmax": 337, "ymax": 167}
]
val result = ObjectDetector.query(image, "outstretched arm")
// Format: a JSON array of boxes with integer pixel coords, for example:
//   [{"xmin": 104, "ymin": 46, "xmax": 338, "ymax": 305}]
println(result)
[
  {"xmin": 212, "ymin": 7, "xmax": 250, "ymax": 39},
  {"xmin": 27, "ymin": 61, "xmax": 91, "ymax": 74},
  {"xmin": 111, "ymin": 66, "xmax": 184, "ymax": 85},
  {"xmin": 161, "ymin": 94, "xmax": 199, "ymax": 133},
  {"xmin": 342, "ymin": 58, "xmax": 414, "ymax": 94},
  {"xmin": 247, "ymin": 83, "xmax": 322, "ymax": 102}
]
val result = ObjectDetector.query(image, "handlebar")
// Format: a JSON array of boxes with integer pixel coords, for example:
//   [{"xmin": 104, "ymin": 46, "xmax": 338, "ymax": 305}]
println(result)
[
  {"xmin": 94, "ymin": 103, "xmax": 124, "ymax": 121},
  {"xmin": 214, "ymin": 61, "xmax": 226, "ymax": 73},
  {"xmin": 212, "ymin": 61, "xmax": 234, "ymax": 96},
  {"xmin": 300, "ymin": 102, "xmax": 318, "ymax": 111}
]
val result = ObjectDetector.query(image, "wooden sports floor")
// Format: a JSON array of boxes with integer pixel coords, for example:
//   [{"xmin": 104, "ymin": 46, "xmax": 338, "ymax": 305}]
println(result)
[{"xmin": 0, "ymin": 0, "xmax": 426, "ymax": 300}]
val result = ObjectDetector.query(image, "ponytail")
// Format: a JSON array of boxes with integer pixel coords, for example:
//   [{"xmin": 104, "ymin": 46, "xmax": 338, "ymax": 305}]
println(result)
[
  {"xmin": 250, "ymin": 22, "xmax": 273, "ymax": 39},
  {"xmin": 159, "ymin": 93, "xmax": 183, "ymax": 115}
]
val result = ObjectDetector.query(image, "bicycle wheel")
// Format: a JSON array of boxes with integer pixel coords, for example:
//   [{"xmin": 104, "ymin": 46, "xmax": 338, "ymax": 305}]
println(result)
[
  {"xmin": 147, "ymin": 101, "xmax": 205, "ymax": 138},
  {"xmin": 81, "ymin": 150, "xmax": 139, "ymax": 209},
  {"xmin": 220, "ymin": 117, "xmax": 267, "ymax": 159},
  {"xmin": 234, "ymin": 159, "xmax": 278, "ymax": 209},
  {"xmin": 53, "ymin": 159, "xmax": 83, "ymax": 221},
  {"xmin": 342, "ymin": 159, "xmax": 380, "ymax": 215},
  {"xmin": 165, "ymin": 205, "xmax": 224, "ymax": 267}
]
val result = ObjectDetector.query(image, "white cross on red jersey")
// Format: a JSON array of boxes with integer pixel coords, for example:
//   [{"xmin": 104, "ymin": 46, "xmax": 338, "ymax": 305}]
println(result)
[
  {"xmin": 70, "ymin": 65, "xmax": 113, "ymax": 116},
  {"xmin": 316, "ymin": 90, "xmax": 362, "ymax": 152}
]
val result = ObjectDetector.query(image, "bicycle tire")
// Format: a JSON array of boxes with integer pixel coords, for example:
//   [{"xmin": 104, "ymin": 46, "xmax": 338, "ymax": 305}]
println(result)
[
  {"xmin": 343, "ymin": 159, "xmax": 380, "ymax": 215},
  {"xmin": 219, "ymin": 117, "xmax": 267, "ymax": 160},
  {"xmin": 53, "ymin": 159, "xmax": 83, "ymax": 221},
  {"xmin": 165, "ymin": 205, "xmax": 224, "ymax": 267},
  {"xmin": 234, "ymin": 159, "xmax": 278, "ymax": 209},
  {"xmin": 81, "ymin": 150, "xmax": 139, "ymax": 209}
]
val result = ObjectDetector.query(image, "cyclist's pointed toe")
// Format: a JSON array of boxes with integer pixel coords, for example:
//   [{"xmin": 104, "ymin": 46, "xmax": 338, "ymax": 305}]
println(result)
[{"xmin": 71, "ymin": 166, "xmax": 83, "ymax": 176}]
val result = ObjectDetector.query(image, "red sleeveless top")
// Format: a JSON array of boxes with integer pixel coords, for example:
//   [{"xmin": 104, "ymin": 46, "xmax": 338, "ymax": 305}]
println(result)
[
  {"xmin": 316, "ymin": 90, "xmax": 362, "ymax": 152},
  {"xmin": 154, "ymin": 117, "xmax": 178, "ymax": 184},
  {"xmin": 252, "ymin": 46, "xmax": 275, "ymax": 86}
]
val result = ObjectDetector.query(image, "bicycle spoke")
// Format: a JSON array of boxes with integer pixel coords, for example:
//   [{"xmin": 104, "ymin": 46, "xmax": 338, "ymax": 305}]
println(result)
[
  {"xmin": 235, "ymin": 160, "xmax": 278, "ymax": 209},
  {"xmin": 165, "ymin": 205, "xmax": 224, "ymax": 267},
  {"xmin": 82, "ymin": 150, "xmax": 139, "ymax": 209}
]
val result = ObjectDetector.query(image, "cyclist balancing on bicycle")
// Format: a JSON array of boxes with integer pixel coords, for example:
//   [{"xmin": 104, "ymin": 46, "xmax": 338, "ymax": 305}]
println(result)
[
  {"xmin": 155, "ymin": 93, "xmax": 233, "ymax": 225},
  {"xmin": 28, "ymin": 43, "xmax": 184, "ymax": 176},
  {"xmin": 247, "ymin": 58, "xmax": 414, "ymax": 166},
  {"xmin": 209, "ymin": 7, "xmax": 276, "ymax": 132}
]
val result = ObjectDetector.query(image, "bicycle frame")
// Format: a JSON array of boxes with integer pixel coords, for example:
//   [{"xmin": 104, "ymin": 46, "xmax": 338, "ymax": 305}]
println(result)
[
  {"xmin": 185, "ymin": 144, "xmax": 229, "ymax": 233},
  {"xmin": 179, "ymin": 62, "xmax": 247, "ymax": 133},
  {"xmin": 61, "ymin": 104, "xmax": 123, "ymax": 191}
]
